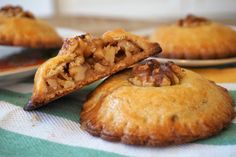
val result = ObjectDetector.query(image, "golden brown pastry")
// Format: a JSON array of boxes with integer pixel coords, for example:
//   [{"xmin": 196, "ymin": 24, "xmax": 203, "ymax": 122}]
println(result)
[
  {"xmin": 0, "ymin": 5, "xmax": 62, "ymax": 48},
  {"xmin": 150, "ymin": 15, "xmax": 236, "ymax": 59},
  {"xmin": 80, "ymin": 59, "xmax": 235, "ymax": 146},
  {"xmin": 24, "ymin": 29, "xmax": 162, "ymax": 110}
]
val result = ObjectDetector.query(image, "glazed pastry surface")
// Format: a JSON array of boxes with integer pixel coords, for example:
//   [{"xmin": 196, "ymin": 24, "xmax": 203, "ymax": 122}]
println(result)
[{"xmin": 80, "ymin": 60, "xmax": 235, "ymax": 146}]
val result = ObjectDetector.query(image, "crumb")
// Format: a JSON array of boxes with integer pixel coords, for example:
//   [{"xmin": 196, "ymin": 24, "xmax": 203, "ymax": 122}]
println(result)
[{"xmin": 31, "ymin": 114, "xmax": 41, "ymax": 122}]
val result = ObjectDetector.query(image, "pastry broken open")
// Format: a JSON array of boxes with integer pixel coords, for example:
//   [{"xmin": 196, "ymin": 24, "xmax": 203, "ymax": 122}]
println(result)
[{"xmin": 24, "ymin": 29, "xmax": 161, "ymax": 110}]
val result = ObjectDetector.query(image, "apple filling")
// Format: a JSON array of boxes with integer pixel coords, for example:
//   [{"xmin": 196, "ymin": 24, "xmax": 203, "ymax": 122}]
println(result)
[{"xmin": 43, "ymin": 34, "xmax": 143, "ymax": 94}]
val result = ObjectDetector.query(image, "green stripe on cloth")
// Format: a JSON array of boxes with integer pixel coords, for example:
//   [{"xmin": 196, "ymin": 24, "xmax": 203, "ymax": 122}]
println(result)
[
  {"xmin": 0, "ymin": 80, "xmax": 103, "ymax": 122},
  {"xmin": 0, "ymin": 89, "xmax": 31, "ymax": 107},
  {"xmin": 0, "ymin": 88, "xmax": 93, "ymax": 122},
  {"xmin": 197, "ymin": 123, "xmax": 236, "ymax": 145},
  {"xmin": 0, "ymin": 128, "xmax": 126, "ymax": 157},
  {"xmin": 0, "ymin": 88, "xmax": 80, "ymax": 122},
  {"xmin": 229, "ymin": 91, "xmax": 236, "ymax": 106}
]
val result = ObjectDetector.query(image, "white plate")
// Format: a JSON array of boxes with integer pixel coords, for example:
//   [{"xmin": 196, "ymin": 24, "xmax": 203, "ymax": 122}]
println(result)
[
  {"xmin": 133, "ymin": 26, "xmax": 236, "ymax": 67},
  {"xmin": 0, "ymin": 27, "xmax": 84, "ymax": 86},
  {"xmin": 148, "ymin": 57, "xmax": 236, "ymax": 67}
]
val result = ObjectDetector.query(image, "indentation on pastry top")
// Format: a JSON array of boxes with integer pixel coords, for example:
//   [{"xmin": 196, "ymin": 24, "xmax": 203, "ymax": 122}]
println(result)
[
  {"xmin": 43, "ymin": 33, "xmax": 146, "ymax": 94},
  {"xmin": 0, "ymin": 5, "xmax": 35, "ymax": 19},
  {"xmin": 128, "ymin": 59, "xmax": 185, "ymax": 87},
  {"xmin": 177, "ymin": 14, "xmax": 210, "ymax": 27}
]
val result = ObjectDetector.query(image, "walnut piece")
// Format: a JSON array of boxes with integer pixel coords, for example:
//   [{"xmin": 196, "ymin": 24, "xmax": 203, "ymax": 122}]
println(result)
[
  {"xmin": 0, "ymin": 5, "xmax": 35, "ymax": 19},
  {"xmin": 129, "ymin": 60, "xmax": 184, "ymax": 87},
  {"xmin": 177, "ymin": 14, "xmax": 209, "ymax": 27}
]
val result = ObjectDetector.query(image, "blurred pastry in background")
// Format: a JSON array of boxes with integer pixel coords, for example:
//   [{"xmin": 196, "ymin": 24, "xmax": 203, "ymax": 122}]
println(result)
[
  {"xmin": 150, "ymin": 15, "xmax": 236, "ymax": 59},
  {"xmin": 0, "ymin": 5, "xmax": 62, "ymax": 48},
  {"xmin": 80, "ymin": 59, "xmax": 235, "ymax": 146},
  {"xmin": 24, "ymin": 29, "xmax": 162, "ymax": 110}
]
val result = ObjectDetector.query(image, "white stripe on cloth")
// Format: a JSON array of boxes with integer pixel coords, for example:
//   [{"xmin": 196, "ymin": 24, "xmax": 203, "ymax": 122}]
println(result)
[
  {"xmin": 0, "ymin": 101, "xmax": 236, "ymax": 157},
  {"xmin": 217, "ymin": 83, "xmax": 236, "ymax": 91},
  {"xmin": 1, "ymin": 83, "xmax": 236, "ymax": 95}
]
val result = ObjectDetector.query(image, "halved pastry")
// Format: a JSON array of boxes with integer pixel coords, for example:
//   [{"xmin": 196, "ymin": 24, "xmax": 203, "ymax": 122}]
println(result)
[
  {"xmin": 150, "ymin": 15, "xmax": 236, "ymax": 59},
  {"xmin": 24, "ymin": 29, "xmax": 162, "ymax": 110},
  {"xmin": 80, "ymin": 60, "xmax": 235, "ymax": 146},
  {"xmin": 0, "ymin": 5, "xmax": 62, "ymax": 48}
]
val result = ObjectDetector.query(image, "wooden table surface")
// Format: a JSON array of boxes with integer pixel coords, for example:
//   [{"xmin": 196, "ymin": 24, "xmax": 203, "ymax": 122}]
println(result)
[{"xmin": 45, "ymin": 16, "xmax": 236, "ymax": 35}]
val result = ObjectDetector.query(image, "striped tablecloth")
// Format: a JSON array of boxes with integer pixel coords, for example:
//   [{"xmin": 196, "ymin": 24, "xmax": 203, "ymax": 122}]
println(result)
[{"xmin": 0, "ymin": 66, "xmax": 236, "ymax": 157}]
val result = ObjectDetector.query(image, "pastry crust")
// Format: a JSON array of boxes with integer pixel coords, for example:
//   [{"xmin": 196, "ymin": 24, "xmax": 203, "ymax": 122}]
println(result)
[
  {"xmin": 0, "ymin": 5, "xmax": 62, "ymax": 48},
  {"xmin": 150, "ymin": 15, "xmax": 236, "ymax": 59},
  {"xmin": 24, "ymin": 29, "xmax": 161, "ymax": 110},
  {"xmin": 80, "ymin": 61, "xmax": 235, "ymax": 146}
]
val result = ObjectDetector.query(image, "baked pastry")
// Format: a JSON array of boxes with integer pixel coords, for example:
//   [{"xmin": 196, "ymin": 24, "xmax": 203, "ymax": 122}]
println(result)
[
  {"xmin": 0, "ymin": 5, "xmax": 62, "ymax": 48},
  {"xmin": 80, "ymin": 59, "xmax": 235, "ymax": 146},
  {"xmin": 150, "ymin": 15, "xmax": 236, "ymax": 59},
  {"xmin": 24, "ymin": 29, "xmax": 162, "ymax": 110}
]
